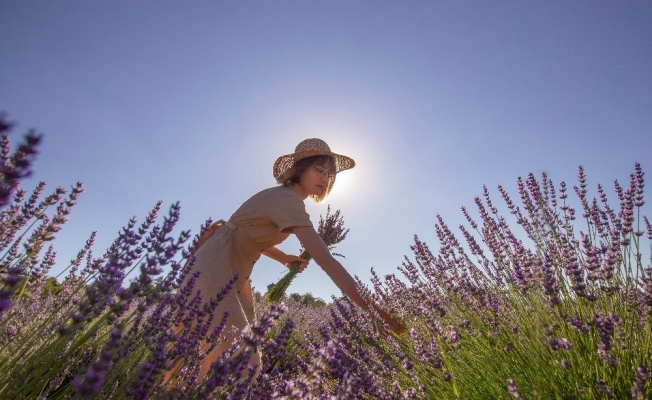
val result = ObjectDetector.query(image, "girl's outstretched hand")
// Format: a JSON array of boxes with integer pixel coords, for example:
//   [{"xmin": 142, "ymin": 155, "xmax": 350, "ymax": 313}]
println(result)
[
  {"xmin": 384, "ymin": 314, "xmax": 406, "ymax": 336},
  {"xmin": 372, "ymin": 304, "xmax": 406, "ymax": 336},
  {"xmin": 388, "ymin": 317, "xmax": 406, "ymax": 335}
]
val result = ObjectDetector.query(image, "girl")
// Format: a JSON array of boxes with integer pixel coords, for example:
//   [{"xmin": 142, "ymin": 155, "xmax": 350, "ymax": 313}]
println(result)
[{"xmin": 167, "ymin": 138, "xmax": 404, "ymax": 384}]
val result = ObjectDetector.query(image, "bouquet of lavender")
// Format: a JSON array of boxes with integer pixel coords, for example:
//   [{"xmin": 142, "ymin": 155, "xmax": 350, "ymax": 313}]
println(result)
[{"xmin": 264, "ymin": 206, "xmax": 349, "ymax": 303}]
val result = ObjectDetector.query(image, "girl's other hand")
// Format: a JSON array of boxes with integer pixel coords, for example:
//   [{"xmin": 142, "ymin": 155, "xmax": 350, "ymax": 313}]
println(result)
[{"xmin": 283, "ymin": 255, "xmax": 309, "ymax": 272}]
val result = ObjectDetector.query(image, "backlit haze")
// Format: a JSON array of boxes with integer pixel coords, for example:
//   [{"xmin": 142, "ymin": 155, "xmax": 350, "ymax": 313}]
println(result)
[{"xmin": 1, "ymin": 1, "xmax": 651, "ymax": 301}]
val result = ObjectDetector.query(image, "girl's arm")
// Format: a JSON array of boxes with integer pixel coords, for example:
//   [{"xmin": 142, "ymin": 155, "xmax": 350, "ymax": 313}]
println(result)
[
  {"xmin": 262, "ymin": 246, "xmax": 308, "ymax": 271},
  {"xmin": 291, "ymin": 226, "xmax": 405, "ymax": 334}
]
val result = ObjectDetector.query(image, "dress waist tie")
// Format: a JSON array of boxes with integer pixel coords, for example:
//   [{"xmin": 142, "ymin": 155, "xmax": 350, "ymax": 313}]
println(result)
[
  {"xmin": 194, "ymin": 220, "xmax": 256, "ymax": 251},
  {"xmin": 194, "ymin": 220, "xmax": 225, "ymax": 250}
]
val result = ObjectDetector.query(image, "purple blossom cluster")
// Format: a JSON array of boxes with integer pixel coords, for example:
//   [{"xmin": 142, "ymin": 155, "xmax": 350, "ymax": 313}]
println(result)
[
  {"xmin": 507, "ymin": 379, "xmax": 521, "ymax": 399},
  {"xmin": 0, "ymin": 113, "xmax": 42, "ymax": 208},
  {"xmin": 298, "ymin": 162, "xmax": 651, "ymax": 398},
  {"xmin": 592, "ymin": 313, "xmax": 621, "ymax": 367},
  {"xmin": 632, "ymin": 365, "xmax": 649, "ymax": 400},
  {"xmin": 0, "ymin": 117, "xmax": 650, "ymax": 399}
]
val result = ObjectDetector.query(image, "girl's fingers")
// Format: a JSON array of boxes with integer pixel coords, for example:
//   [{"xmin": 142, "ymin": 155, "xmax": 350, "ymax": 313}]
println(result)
[
  {"xmin": 294, "ymin": 257, "xmax": 308, "ymax": 271},
  {"xmin": 391, "ymin": 322, "xmax": 406, "ymax": 335},
  {"xmin": 285, "ymin": 257, "xmax": 308, "ymax": 272}
]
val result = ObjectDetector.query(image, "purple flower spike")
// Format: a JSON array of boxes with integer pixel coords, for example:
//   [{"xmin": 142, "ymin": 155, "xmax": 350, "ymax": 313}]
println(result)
[
  {"xmin": 642, "ymin": 267, "xmax": 652, "ymax": 313},
  {"xmin": 541, "ymin": 255, "xmax": 561, "ymax": 305},
  {"xmin": 644, "ymin": 216, "xmax": 652, "ymax": 240},
  {"xmin": 72, "ymin": 323, "xmax": 123, "ymax": 398},
  {"xmin": 507, "ymin": 379, "xmax": 521, "ymax": 399},
  {"xmin": 0, "ymin": 114, "xmax": 43, "ymax": 208},
  {"xmin": 596, "ymin": 380, "xmax": 614, "ymax": 397},
  {"xmin": 633, "ymin": 162, "xmax": 645, "ymax": 208},
  {"xmin": 0, "ymin": 298, "xmax": 13, "ymax": 313},
  {"xmin": 632, "ymin": 365, "xmax": 649, "ymax": 400},
  {"xmin": 565, "ymin": 315, "xmax": 590, "ymax": 335},
  {"xmin": 0, "ymin": 266, "xmax": 25, "ymax": 315},
  {"xmin": 593, "ymin": 313, "xmax": 620, "ymax": 366},
  {"xmin": 549, "ymin": 337, "xmax": 573, "ymax": 351}
]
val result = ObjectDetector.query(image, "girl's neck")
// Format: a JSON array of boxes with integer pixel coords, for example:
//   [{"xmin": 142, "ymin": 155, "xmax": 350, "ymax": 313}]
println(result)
[{"xmin": 290, "ymin": 183, "xmax": 309, "ymax": 200}]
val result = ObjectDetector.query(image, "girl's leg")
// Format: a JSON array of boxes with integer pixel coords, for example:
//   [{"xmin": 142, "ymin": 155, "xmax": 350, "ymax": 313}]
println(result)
[
  {"xmin": 163, "ymin": 290, "xmax": 247, "ymax": 387},
  {"xmin": 238, "ymin": 279, "xmax": 262, "ymax": 380},
  {"xmin": 196, "ymin": 290, "xmax": 251, "ymax": 382},
  {"xmin": 240, "ymin": 279, "xmax": 256, "ymax": 323},
  {"xmin": 162, "ymin": 321, "xmax": 187, "ymax": 388}
]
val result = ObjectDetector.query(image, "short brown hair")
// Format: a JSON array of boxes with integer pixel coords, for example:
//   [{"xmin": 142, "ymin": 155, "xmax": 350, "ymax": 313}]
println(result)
[{"xmin": 277, "ymin": 155, "xmax": 336, "ymax": 202}]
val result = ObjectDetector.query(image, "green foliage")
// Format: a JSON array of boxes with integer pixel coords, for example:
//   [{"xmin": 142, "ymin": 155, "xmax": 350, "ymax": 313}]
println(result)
[
  {"xmin": 41, "ymin": 276, "xmax": 62, "ymax": 297},
  {"xmin": 288, "ymin": 292, "xmax": 327, "ymax": 307},
  {"xmin": 261, "ymin": 286, "xmax": 327, "ymax": 307}
]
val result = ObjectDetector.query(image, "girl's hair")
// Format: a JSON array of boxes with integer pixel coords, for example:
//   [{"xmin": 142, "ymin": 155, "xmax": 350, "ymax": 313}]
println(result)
[{"xmin": 277, "ymin": 155, "xmax": 336, "ymax": 202}]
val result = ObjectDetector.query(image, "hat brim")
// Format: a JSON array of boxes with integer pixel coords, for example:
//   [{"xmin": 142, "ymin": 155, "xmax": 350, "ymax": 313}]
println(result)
[{"xmin": 273, "ymin": 150, "xmax": 355, "ymax": 181}]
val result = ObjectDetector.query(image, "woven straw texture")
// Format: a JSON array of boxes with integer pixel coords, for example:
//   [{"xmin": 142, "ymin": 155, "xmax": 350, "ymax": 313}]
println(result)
[{"xmin": 272, "ymin": 138, "xmax": 355, "ymax": 181}]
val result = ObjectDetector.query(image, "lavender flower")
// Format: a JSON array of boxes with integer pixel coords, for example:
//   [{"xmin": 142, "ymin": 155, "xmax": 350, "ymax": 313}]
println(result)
[
  {"xmin": 0, "ymin": 266, "xmax": 23, "ymax": 314},
  {"xmin": 72, "ymin": 323, "xmax": 123, "ymax": 398},
  {"xmin": 564, "ymin": 315, "xmax": 590, "ymax": 335},
  {"xmin": 0, "ymin": 114, "xmax": 42, "ymax": 208},
  {"xmin": 642, "ymin": 266, "xmax": 652, "ymax": 314},
  {"xmin": 596, "ymin": 380, "xmax": 614, "ymax": 397},
  {"xmin": 540, "ymin": 255, "xmax": 561, "ymax": 304},
  {"xmin": 633, "ymin": 162, "xmax": 644, "ymax": 208},
  {"xmin": 593, "ymin": 313, "xmax": 621, "ymax": 366},
  {"xmin": 631, "ymin": 365, "xmax": 649, "ymax": 400},
  {"xmin": 507, "ymin": 379, "xmax": 521, "ymax": 399},
  {"xmin": 549, "ymin": 337, "xmax": 573, "ymax": 351}
]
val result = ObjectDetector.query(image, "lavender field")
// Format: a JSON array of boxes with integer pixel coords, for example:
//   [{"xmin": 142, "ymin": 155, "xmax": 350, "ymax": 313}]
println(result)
[{"xmin": 1, "ymin": 116, "xmax": 651, "ymax": 399}]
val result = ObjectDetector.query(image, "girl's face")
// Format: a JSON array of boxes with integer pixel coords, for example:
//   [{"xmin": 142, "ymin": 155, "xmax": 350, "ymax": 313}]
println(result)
[{"xmin": 296, "ymin": 158, "xmax": 334, "ymax": 199}]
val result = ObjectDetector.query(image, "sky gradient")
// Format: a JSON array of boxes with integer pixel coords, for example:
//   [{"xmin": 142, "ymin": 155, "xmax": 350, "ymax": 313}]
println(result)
[{"xmin": 1, "ymin": 1, "xmax": 651, "ymax": 301}]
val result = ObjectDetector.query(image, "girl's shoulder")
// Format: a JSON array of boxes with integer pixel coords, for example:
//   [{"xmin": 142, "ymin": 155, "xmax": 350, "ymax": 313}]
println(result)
[
  {"xmin": 231, "ymin": 185, "xmax": 310, "ymax": 225},
  {"xmin": 253, "ymin": 185, "xmax": 301, "ymax": 201},
  {"xmin": 242, "ymin": 185, "xmax": 303, "ymax": 209}
]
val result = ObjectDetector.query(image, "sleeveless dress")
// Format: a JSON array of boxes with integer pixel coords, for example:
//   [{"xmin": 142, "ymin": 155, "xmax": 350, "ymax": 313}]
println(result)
[{"xmin": 183, "ymin": 185, "xmax": 313, "ymax": 372}]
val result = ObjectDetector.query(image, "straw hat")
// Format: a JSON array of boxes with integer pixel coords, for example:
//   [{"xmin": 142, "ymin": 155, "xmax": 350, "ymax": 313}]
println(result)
[{"xmin": 273, "ymin": 138, "xmax": 356, "ymax": 181}]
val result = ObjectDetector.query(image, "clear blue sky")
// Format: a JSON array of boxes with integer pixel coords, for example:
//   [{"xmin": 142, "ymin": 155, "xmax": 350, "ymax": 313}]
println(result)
[{"xmin": 1, "ymin": 1, "xmax": 651, "ymax": 301}]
